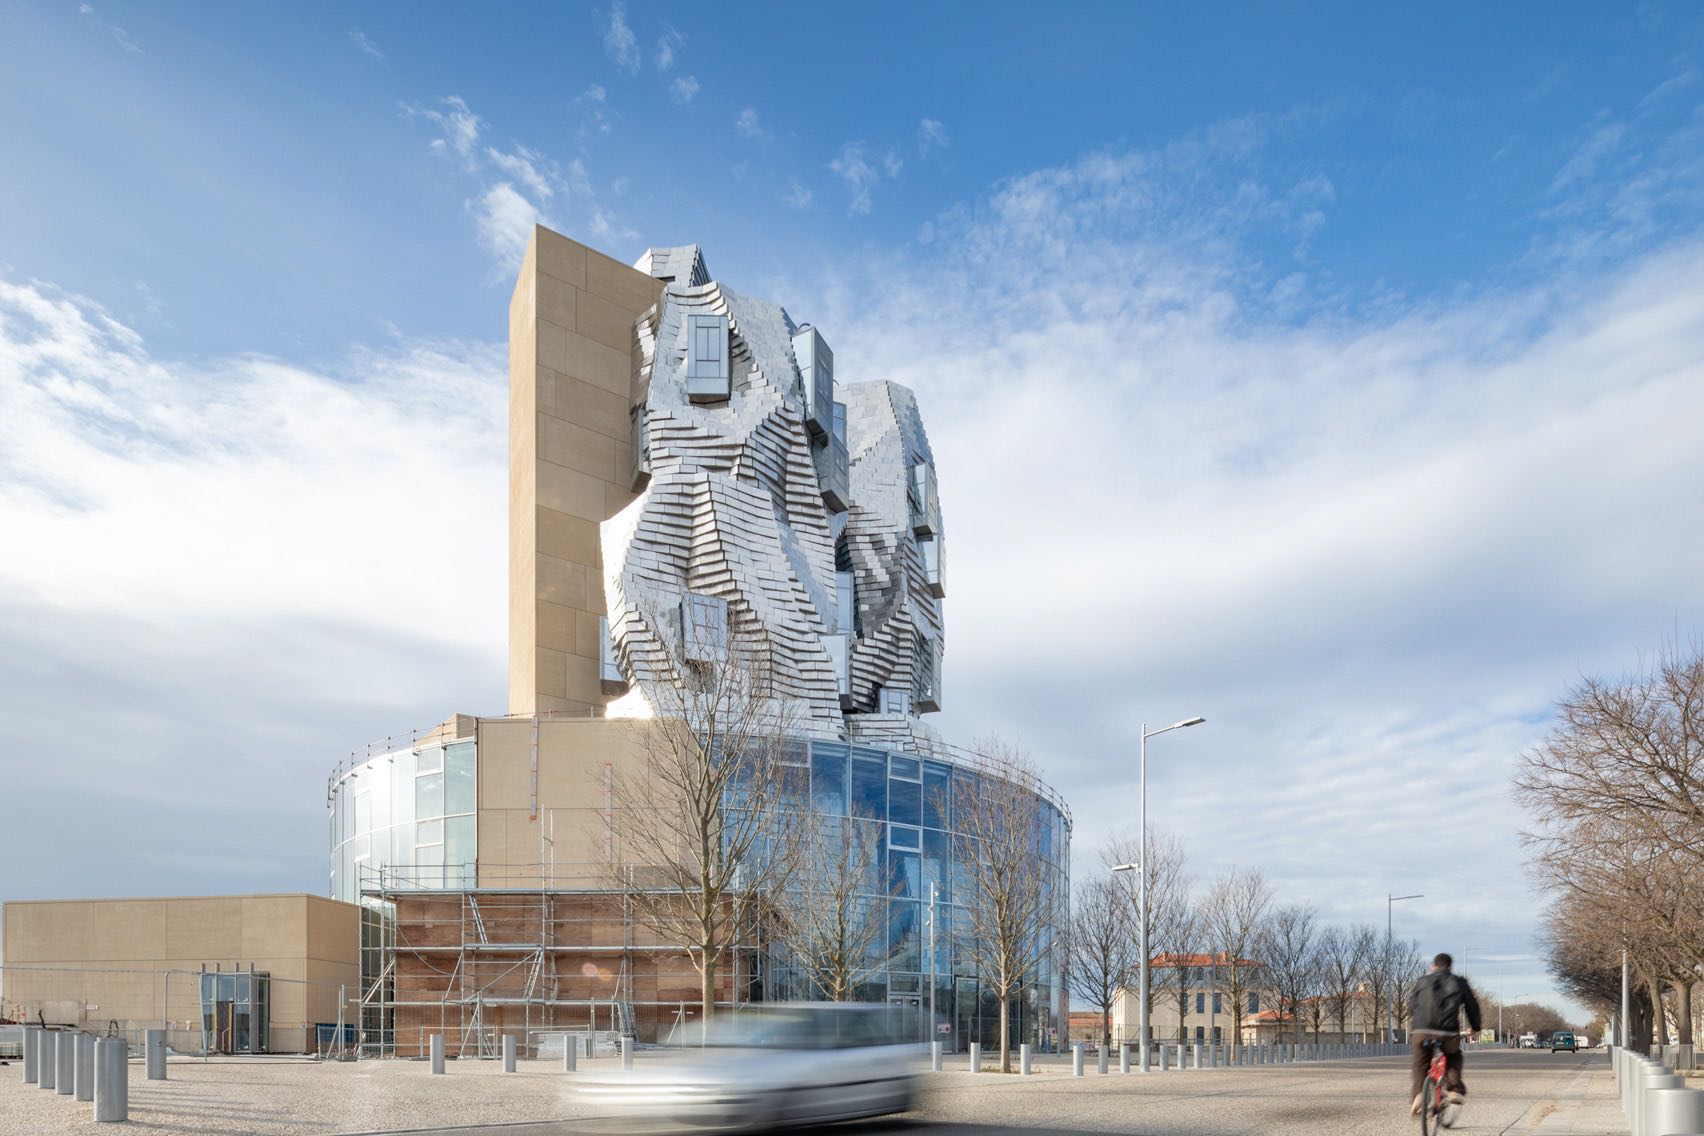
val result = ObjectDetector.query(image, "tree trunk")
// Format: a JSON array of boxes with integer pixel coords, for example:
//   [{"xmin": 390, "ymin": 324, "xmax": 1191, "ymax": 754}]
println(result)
[
  {"xmin": 1650, "ymin": 977, "xmax": 1667, "ymax": 1049},
  {"xmin": 1102, "ymin": 1007, "xmax": 1111, "ymax": 1049},
  {"xmin": 999, "ymin": 992, "xmax": 1012, "ymax": 1073},
  {"xmin": 1677, "ymin": 980, "xmax": 1694, "ymax": 1047},
  {"xmin": 700, "ymin": 957, "xmax": 716, "ymax": 1043}
]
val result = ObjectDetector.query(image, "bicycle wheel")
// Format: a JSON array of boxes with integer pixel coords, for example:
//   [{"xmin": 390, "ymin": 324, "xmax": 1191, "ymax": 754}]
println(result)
[
  {"xmin": 1438, "ymin": 1092, "xmax": 1461, "ymax": 1130},
  {"xmin": 1419, "ymin": 1078, "xmax": 1438, "ymax": 1136}
]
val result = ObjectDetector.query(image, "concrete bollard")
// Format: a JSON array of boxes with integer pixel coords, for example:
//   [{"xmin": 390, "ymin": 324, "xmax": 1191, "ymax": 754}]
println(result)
[
  {"xmin": 76, "ymin": 1033, "xmax": 97, "ymax": 1101},
  {"xmin": 57, "ymin": 1032, "xmax": 76, "ymax": 1094},
  {"xmin": 1119, "ymin": 1044, "xmax": 1129, "ymax": 1074},
  {"xmin": 94, "ymin": 1036, "xmax": 127, "ymax": 1123},
  {"xmin": 1098, "ymin": 1045, "xmax": 1109, "ymax": 1074},
  {"xmin": 1072, "ymin": 1043, "xmax": 1084, "ymax": 1077},
  {"xmin": 430, "ymin": 1033, "xmax": 445, "ymax": 1074},
  {"xmin": 146, "ymin": 1028, "xmax": 167, "ymax": 1080},
  {"xmin": 1138, "ymin": 1040, "xmax": 1149, "ymax": 1073},
  {"xmin": 930, "ymin": 1041, "xmax": 942, "ymax": 1072},
  {"xmin": 23, "ymin": 1025, "xmax": 40, "ymax": 1084},
  {"xmin": 1159, "ymin": 1043, "xmax": 1170, "ymax": 1072},
  {"xmin": 1637, "ymin": 1070, "xmax": 1683, "ymax": 1136},
  {"xmin": 564, "ymin": 1033, "xmax": 578, "ymax": 1072},
  {"xmin": 620, "ymin": 1036, "xmax": 633, "ymax": 1071},
  {"xmin": 1020, "ymin": 1043, "xmax": 1032, "ymax": 1075},
  {"xmin": 1646, "ymin": 1086, "xmax": 1704, "ymax": 1136},
  {"xmin": 39, "ymin": 1031, "xmax": 57, "ymax": 1090},
  {"xmin": 969, "ymin": 1041, "xmax": 981, "ymax": 1072},
  {"xmin": 502, "ymin": 1033, "xmax": 517, "ymax": 1073}
]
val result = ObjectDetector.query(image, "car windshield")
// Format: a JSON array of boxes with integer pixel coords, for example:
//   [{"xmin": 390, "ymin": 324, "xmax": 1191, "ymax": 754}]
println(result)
[{"xmin": 670, "ymin": 1006, "xmax": 916, "ymax": 1050}]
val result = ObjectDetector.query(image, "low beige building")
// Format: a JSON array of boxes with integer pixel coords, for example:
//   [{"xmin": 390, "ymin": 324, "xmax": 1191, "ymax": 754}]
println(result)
[{"xmin": 3, "ymin": 893, "xmax": 360, "ymax": 1054}]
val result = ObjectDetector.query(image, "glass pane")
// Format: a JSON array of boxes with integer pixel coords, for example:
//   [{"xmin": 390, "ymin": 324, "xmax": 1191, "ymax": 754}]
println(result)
[
  {"xmin": 923, "ymin": 770, "xmax": 950, "ymax": 829},
  {"xmin": 889, "ymin": 900, "xmax": 921, "ymax": 971},
  {"xmin": 889, "ymin": 778, "xmax": 921, "ymax": 826},
  {"xmin": 416, "ymin": 771, "xmax": 444, "ymax": 819},
  {"xmin": 889, "ymin": 755, "xmax": 920, "ymax": 781},
  {"xmin": 851, "ymin": 757, "xmax": 886, "ymax": 820},
  {"xmin": 416, "ymin": 819, "xmax": 443, "ymax": 845},
  {"xmin": 888, "ymin": 849, "xmax": 920, "ymax": 899},
  {"xmin": 392, "ymin": 749, "xmax": 417, "ymax": 827},
  {"xmin": 923, "ymin": 828, "xmax": 948, "ymax": 904},
  {"xmin": 415, "ymin": 841, "xmax": 443, "ymax": 868},
  {"xmin": 889, "ymin": 823, "xmax": 921, "ymax": 851},
  {"xmin": 445, "ymin": 743, "xmax": 476, "ymax": 815},
  {"xmin": 811, "ymin": 745, "xmax": 847, "ymax": 814},
  {"xmin": 446, "ymin": 815, "xmax": 475, "ymax": 886},
  {"xmin": 416, "ymin": 746, "xmax": 443, "ymax": 774}
]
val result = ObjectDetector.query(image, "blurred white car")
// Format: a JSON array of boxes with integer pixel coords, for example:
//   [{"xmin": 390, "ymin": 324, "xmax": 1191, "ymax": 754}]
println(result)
[{"xmin": 576, "ymin": 1003, "xmax": 923, "ymax": 1132}]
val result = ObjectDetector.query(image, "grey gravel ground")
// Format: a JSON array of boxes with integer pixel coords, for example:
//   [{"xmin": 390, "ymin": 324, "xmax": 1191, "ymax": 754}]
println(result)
[{"xmin": 0, "ymin": 1046, "xmax": 1620, "ymax": 1136}]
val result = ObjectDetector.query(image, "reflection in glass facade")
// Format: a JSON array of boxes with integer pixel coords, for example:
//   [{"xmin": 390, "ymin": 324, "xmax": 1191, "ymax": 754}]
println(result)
[
  {"xmin": 328, "ymin": 732, "xmax": 1069, "ymax": 1052},
  {"xmin": 329, "ymin": 739, "xmax": 476, "ymax": 902}
]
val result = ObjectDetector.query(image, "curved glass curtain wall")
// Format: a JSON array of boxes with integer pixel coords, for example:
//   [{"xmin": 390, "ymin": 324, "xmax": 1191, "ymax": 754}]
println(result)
[{"xmin": 329, "ymin": 739, "xmax": 476, "ymax": 903}]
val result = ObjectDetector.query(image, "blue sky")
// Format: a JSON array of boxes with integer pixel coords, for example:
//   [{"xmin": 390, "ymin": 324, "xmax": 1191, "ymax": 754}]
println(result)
[{"xmin": 5, "ymin": 1, "xmax": 1704, "ymax": 1021}]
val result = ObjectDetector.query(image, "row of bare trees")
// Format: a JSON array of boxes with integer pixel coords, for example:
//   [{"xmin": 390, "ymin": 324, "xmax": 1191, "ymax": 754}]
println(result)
[
  {"xmin": 606, "ymin": 630, "xmax": 1063, "ymax": 1068},
  {"xmin": 1068, "ymin": 838, "xmax": 1432, "ymax": 1056},
  {"xmin": 1515, "ymin": 641, "xmax": 1704, "ymax": 1053}
]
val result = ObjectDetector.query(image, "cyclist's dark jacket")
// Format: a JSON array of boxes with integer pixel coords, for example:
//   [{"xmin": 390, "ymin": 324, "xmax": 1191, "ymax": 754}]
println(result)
[{"xmin": 1410, "ymin": 970, "xmax": 1483, "ymax": 1034}]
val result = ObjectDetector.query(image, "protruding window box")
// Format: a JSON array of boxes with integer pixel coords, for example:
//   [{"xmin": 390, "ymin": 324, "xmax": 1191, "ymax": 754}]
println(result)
[
  {"xmin": 919, "ymin": 534, "xmax": 944, "ymax": 598},
  {"xmin": 835, "ymin": 569, "xmax": 855, "ymax": 634},
  {"xmin": 908, "ymin": 462, "xmax": 940, "ymax": 536},
  {"xmin": 822, "ymin": 632, "xmax": 852, "ymax": 708},
  {"xmin": 599, "ymin": 616, "xmax": 627, "ymax": 694},
  {"xmin": 912, "ymin": 634, "xmax": 942, "ymax": 713},
  {"xmin": 629, "ymin": 405, "xmax": 651, "ymax": 492},
  {"xmin": 878, "ymin": 686, "xmax": 913, "ymax": 716},
  {"xmin": 680, "ymin": 592, "xmax": 729, "ymax": 664},
  {"xmin": 686, "ymin": 313, "xmax": 730, "ymax": 403},
  {"xmin": 792, "ymin": 326, "xmax": 834, "ymax": 439},
  {"xmin": 813, "ymin": 432, "xmax": 850, "ymax": 512}
]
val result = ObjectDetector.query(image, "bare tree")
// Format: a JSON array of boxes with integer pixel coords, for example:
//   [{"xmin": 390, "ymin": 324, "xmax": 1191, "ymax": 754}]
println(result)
[
  {"xmin": 1261, "ymin": 904, "xmax": 1320, "ymax": 1049},
  {"xmin": 1391, "ymin": 941, "xmax": 1426, "ymax": 1037},
  {"xmin": 768, "ymin": 811, "xmax": 890, "ymax": 1001},
  {"xmin": 1201, "ymin": 868, "xmax": 1273, "ymax": 1059},
  {"xmin": 606, "ymin": 614, "xmax": 801, "ymax": 1035},
  {"xmin": 1319, "ymin": 924, "xmax": 1377, "ymax": 1042},
  {"xmin": 1103, "ymin": 830, "xmax": 1189, "ymax": 1045},
  {"xmin": 1067, "ymin": 875, "xmax": 1135, "ymax": 1048},
  {"xmin": 954, "ymin": 738, "xmax": 1061, "ymax": 1073}
]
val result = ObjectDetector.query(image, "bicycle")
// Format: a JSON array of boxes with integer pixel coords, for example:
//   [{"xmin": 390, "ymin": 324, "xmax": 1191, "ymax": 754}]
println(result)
[{"xmin": 1417, "ymin": 1038, "xmax": 1463, "ymax": 1134}]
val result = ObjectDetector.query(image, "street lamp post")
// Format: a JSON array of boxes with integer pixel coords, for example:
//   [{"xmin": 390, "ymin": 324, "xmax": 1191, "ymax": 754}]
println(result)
[
  {"xmin": 1500, "ymin": 992, "xmax": 1534, "ymax": 1046},
  {"xmin": 1119, "ymin": 716, "xmax": 1205, "ymax": 1072},
  {"xmin": 1386, "ymin": 892, "xmax": 1422, "ymax": 1043}
]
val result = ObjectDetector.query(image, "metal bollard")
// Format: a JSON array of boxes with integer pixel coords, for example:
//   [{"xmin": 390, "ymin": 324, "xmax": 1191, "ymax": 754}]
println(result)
[
  {"xmin": 95, "ymin": 1036, "xmax": 128, "ymax": 1123},
  {"xmin": 430, "ymin": 1032, "xmax": 445, "ymax": 1074},
  {"xmin": 564, "ymin": 1034, "xmax": 577, "ymax": 1073},
  {"xmin": 1138, "ymin": 1040, "xmax": 1149, "ymax": 1073},
  {"xmin": 969, "ymin": 1041, "xmax": 981, "ymax": 1072},
  {"xmin": 1192, "ymin": 1041, "xmax": 1202, "ymax": 1069},
  {"xmin": 1209, "ymin": 1042, "xmax": 1220, "ymax": 1068},
  {"xmin": 1120, "ymin": 1044, "xmax": 1130, "ymax": 1074},
  {"xmin": 146, "ymin": 1028, "xmax": 167, "ymax": 1080},
  {"xmin": 620, "ymin": 1036, "xmax": 633, "ymax": 1071},
  {"xmin": 931, "ymin": 1041, "xmax": 942, "ymax": 1072},
  {"xmin": 1637, "ymin": 1070, "xmax": 1682, "ymax": 1136},
  {"xmin": 1098, "ymin": 1045, "xmax": 1109, "ymax": 1074},
  {"xmin": 23, "ymin": 1025, "xmax": 40, "ymax": 1084},
  {"xmin": 76, "ymin": 1033, "xmax": 97, "ymax": 1101},
  {"xmin": 1645, "ymin": 1086, "xmax": 1704, "ymax": 1136},
  {"xmin": 502, "ymin": 1033, "xmax": 517, "ymax": 1073},
  {"xmin": 1160, "ymin": 1043, "xmax": 1169, "ymax": 1072},
  {"xmin": 39, "ymin": 1031, "xmax": 57, "ymax": 1090},
  {"xmin": 1072, "ymin": 1043, "xmax": 1084, "ymax": 1077},
  {"xmin": 1020, "ymin": 1043, "xmax": 1032, "ymax": 1075},
  {"xmin": 57, "ymin": 1031, "xmax": 76, "ymax": 1094}
]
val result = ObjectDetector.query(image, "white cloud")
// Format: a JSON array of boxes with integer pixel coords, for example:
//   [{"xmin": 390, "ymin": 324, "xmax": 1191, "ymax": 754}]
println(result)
[
  {"xmin": 918, "ymin": 117, "xmax": 949, "ymax": 157},
  {"xmin": 655, "ymin": 27, "xmax": 684, "ymax": 71},
  {"xmin": 410, "ymin": 95, "xmax": 481, "ymax": 162},
  {"xmin": 475, "ymin": 183, "xmax": 541, "ymax": 266},
  {"xmin": 576, "ymin": 84, "xmax": 614, "ymax": 138},
  {"xmin": 603, "ymin": 1, "xmax": 640, "ymax": 74},
  {"xmin": 485, "ymin": 145, "xmax": 553, "ymax": 201},
  {"xmin": 77, "ymin": 3, "xmax": 141, "ymax": 53},
  {"xmin": 669, "ymin": 75, "xmax": 700, "ymax": 106},
  {"xmin": 829, "ymin": 141, "xmax": 901, "ymax": 215},
  {"xmin": 783, "ymin": 177, "xmax": 813, "ymax": 211},
  {"xmin": 735, "ymin": 107, "xmax": 769, "ymax": 141},
  {"xmin": 348, "ymin": 27, "xmax": 384, "ymax": 61}
]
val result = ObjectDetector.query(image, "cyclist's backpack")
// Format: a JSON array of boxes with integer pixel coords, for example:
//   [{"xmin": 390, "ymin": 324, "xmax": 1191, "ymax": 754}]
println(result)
[{"xmin": 1414, "ymin": 972, "xmax": 1464, "ymax": 1031}]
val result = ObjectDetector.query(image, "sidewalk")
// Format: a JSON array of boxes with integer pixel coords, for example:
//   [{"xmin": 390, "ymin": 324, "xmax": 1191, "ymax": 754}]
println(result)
[{"xmin": 1507, "ymin": 1054, "xmax": 1626, "ymax": 1136}]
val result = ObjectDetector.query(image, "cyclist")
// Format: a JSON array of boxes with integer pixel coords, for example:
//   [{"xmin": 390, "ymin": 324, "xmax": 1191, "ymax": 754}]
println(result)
[{"xmin": 1409, "ymin": 952, "xmax": 1482, "ymax": 1117}]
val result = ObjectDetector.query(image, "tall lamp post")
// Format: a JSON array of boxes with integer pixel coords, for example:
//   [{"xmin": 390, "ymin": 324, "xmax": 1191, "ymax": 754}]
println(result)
[
  {"xmin": 1386, "ymin": 892, "xmax": 1422, "ymax": 1043},
  {"xmin": 1116, "ymin": 716, "xmax": 1205, "ymax": 1072}
]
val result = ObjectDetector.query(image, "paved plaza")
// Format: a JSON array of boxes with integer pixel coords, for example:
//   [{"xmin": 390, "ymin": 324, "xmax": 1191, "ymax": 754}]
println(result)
[{"xmin": 0, "ymin": 1047, "xmax": 1643, "ymax": 1136}]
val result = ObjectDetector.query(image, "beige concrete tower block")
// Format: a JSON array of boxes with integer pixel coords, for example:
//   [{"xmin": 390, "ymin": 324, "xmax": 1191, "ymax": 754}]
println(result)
[{"xmin": 509, "ymin": 226, "xmax": 662, "ymax": 716}]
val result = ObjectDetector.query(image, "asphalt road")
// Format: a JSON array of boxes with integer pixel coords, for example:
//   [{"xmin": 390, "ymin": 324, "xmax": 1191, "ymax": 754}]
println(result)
[{"xmin": 366, "ymin": 1048, "xmax": 1611, "ymax": 1136}]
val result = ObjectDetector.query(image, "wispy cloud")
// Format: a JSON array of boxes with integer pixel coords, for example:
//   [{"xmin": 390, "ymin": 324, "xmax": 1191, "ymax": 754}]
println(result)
[
  {"xmin": 829, "ymin": 141, "xmax": 902, "ymax": 215},
  {"xmin": 735, "ymin": 107, "xmax": 769, "ymax": 141},
  {"xmin": 603, "ymin": 1, "xmax": 640, "ymax": 74},
  {"xmin": 783, "ymin": 177, "xmax": 813, "ymax": 211},
  {"xmin": 655, "ymin": 27, "xmax": 684, "ymax": 72},
  {"xmin": 77, "ymin": 3, "xmax": 141, "ymax": 54},
  {"xmin": 406, "ymin": 95, "xmax": 481, "ymax": 163},
  {"xmin": 918, "ymin": 118, "xmax": 950, "ymax": 157},
  {"xmin": 485, "ymin": 145, "xmax": 554, "ymax": 201},
  {"xmin": 348, "ymin": 27, "xmax": 385, "ymax": 62},
  {"xmin": 669, "ymin": 76, "xmax": 700, "ymax": 106},
  {"xmin": 576, "ymin": 84, "xmax": 614, "ymax": 139}
]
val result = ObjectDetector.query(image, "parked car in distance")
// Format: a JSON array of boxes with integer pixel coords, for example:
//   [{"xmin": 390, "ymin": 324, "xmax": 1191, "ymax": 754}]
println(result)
[
  {"xmin": 1551, "ymin": 1031, "xmax": 1577, "ymax": 1053},
  {"xmin": 1518, "ymin": 1033, "xmax": 1538, "ymax": 1048},
  {"xmin": 575, "ymin": 1003, "xmax": 923, "ymax": 1132}
]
